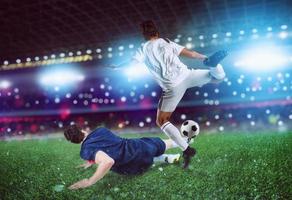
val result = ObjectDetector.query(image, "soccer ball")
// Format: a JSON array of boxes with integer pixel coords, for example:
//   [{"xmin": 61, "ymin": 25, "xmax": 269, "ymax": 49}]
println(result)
[{"xmin": 181, "ymin": 120, "xmax": 200, "ymax": 138}]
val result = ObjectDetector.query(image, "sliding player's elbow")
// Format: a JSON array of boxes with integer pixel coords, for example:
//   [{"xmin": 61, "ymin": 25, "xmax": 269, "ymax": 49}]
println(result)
[{"xmin": 105, "ymin": 158, "xmax": 115, "ymax": 167}]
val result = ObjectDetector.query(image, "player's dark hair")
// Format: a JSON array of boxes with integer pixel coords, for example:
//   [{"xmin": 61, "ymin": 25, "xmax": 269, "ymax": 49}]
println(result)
[
  {"xmin": 64, "ymin": 124, "xmax": 84, "ymax": 144},
  {"xmin": 140, "ymin": 20, "xmax": 159, "ymax": 40}
]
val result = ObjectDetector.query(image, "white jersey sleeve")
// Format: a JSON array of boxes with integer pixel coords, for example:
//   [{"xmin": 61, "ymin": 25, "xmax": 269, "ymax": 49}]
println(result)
[
  {"xmin": 133, "ymin": 48, "xmax": 145, "ymax": 63},
  {"xmin": 169, "ymin": 40, "xmax": 185, "ymax": 56}
]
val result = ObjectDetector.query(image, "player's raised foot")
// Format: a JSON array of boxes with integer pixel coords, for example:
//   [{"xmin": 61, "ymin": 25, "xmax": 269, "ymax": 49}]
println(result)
[
  {"xmin": 203, "ymin": 50, "xmax": 228, "ymax": 67},
  {"xmin": 165, "ymin": 154, "xmax": 180, "ymax": 164},
  {"xmin": 182, "ymin": 146, "xmax": 196, "ymax": 169}
]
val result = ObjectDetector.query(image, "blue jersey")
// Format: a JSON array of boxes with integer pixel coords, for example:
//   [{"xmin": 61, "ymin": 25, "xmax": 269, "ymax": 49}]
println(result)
[{"xmin": 80, "ymin": 127, "xmax": 165, "ymax": 175}]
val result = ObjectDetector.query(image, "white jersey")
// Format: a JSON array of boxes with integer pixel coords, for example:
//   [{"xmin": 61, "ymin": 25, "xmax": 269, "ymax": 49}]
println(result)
[{"xmin": 133, "ymin": 38, "xmax": 189, "ymax": 90}]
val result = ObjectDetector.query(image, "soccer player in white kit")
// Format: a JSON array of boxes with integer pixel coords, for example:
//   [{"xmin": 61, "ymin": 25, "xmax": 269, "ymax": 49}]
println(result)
[{"xmin": 112, "ymin": 20, "xmax": 227, "ymax": 168}]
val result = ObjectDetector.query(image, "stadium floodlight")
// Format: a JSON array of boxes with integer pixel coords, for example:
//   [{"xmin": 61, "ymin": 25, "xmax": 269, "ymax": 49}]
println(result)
[
  {"xmin": 234, "ymin": 45, "xmax": 289, "ymax": 71},
  {"xmin": 199, "ymin": 35, "xmax": 204, "ymax": 40},
  {"xmin": 226, "ymin": 32, "xmax": 232, "ymax": 37},
  {"xmin": 174, "ymin": 38, "xmax": 180, "ymax": 43},
  {"xmin": 279, "ymin": 31, "xmax": 288, "ymax": 39},
  {"xmin": 118, "ymin": 46, "xmax": 124, "ymax": 51},
  {"xmin": 124, "ymin": 62, "xmax": 149, "ymax": 78},
  {"xmin": 252, "ymin": 28, "xmax": 258, "ymax": 34},
  {"xmin": 239, "ymin": 30, "xmax": 245, "ymax": 35},
  {"xmin": 280, "ymin": 25, "xmax": 288, "ymax": 30},
  {"xmin": 39, "ymin": 65, "xmax": 84, "ymax": 88},
  {"xmin": 0, "ymin": 80, "xmax": 11, "ymax": 89},
  {"xmin": 212, "ymin": 34, "xmax": 218, "ymax": 39},
  {"xmin": 3, "ymin": 60, "xmax": 9, "ymax": 65},
  {"xmin": 16, "ymin": 59, "xmax": 21, "ymax": 64},
  {"xmin": 267, "ymin": 26, "xmax": 273, "ymax": 32},
  {"xmin": 186, "ymin": 43, "xmax": 192, "ymax": 49}
]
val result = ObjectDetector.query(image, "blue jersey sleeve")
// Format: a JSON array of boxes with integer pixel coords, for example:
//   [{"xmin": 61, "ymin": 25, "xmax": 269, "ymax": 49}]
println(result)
[{"xmin": 80, "ymin": 147, "xmax": 96, "ymax": 161}]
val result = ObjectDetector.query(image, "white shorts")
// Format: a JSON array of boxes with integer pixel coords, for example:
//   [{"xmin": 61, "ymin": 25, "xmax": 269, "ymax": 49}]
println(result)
[{"xmin": 158, "ymin": 64, "xmax": 225, "ymax": 112}]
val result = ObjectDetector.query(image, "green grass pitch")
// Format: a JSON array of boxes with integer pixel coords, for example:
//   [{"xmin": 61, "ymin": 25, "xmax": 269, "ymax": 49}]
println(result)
[{"xmin": 0, "ymin": 132, "xmax": 291, "ymax": 200}]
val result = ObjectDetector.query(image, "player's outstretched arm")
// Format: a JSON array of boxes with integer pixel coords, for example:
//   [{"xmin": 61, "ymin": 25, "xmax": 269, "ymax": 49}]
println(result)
[
  {"xmin": 109, "ymin": 59, "xmax": 139, "ymax": 70},
  {"xmin": 180, "ymin": 48, "xmax": 207, "ymax": 60},
  {"xmin": 76, "ymin": 160, "xmax": 95, "ymax": 169},
  {"xmin": 69, "ymin": 151, "xmax": 115, "ymax": 190}
]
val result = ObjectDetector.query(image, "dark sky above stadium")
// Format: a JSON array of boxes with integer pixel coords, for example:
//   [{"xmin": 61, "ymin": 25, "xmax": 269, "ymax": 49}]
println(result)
[{"xmin": 0, "ymin": 0, "xmax": 291, "ymax": 60}]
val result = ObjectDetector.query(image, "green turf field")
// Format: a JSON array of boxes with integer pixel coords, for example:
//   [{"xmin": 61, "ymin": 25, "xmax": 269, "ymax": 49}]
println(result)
[{"xmin": 0, "ymin": 132, "xmax": 291, "ymax": 200}]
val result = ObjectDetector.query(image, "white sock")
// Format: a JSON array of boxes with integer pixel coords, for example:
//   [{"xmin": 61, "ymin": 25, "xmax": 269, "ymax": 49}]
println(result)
[
  {"xmin": 161, "ymin": 122, "xmax": 188, "ymax": 151},
  {"xmin": 153, "ymin": 154, "xmax": 168, "ymax": 163},
  {"xmin": 209, "ymin": 64, "xmax": 226, "ymax": 80},
  {"xmin": 171, "ymin": 137, "xmax": 188, "ymax": 148},
  {"xmin": 153, "ymin": 154, "xmax": 180, "ymax": 164}
]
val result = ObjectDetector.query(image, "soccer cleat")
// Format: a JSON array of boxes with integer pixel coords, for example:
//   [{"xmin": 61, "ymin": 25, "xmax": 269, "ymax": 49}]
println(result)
[
  {"xmin": 203, "ymin": 50, "xmax": 228, "ymax": 67},
  {"xmin": 182, "ymin": 146, "xmax": 196, "ymax": 169},
  {"xmin": 165, "ymin": 154, "xmax": 181, "ymax": 164},
  {"xmin": 187, "ymin": 137, "xmax": 195, "ymax": 144}
]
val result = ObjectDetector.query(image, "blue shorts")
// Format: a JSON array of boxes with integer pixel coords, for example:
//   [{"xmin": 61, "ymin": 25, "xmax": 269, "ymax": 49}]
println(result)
[{"xmin": 111, "ymin": 137, "xmax": 166, "ymax": 175}]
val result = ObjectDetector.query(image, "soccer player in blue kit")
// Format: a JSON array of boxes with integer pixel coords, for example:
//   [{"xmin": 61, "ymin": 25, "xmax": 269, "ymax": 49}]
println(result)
[{"xmin": 64, "ymin": 125, "xmax": 182, "ymax": 190}]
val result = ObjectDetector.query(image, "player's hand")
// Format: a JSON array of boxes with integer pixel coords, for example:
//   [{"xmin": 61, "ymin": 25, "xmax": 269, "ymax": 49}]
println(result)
[
  {"xmin": 76, "ymin": 161, "xmax": 94, "ymax": 169},
  {"xmin": 68, "ymin": 179, "xmax": 92, "ymax": 190},
  {"xmin": 201, "ymin": 55, "xmax": 208, "ymax": 60}
]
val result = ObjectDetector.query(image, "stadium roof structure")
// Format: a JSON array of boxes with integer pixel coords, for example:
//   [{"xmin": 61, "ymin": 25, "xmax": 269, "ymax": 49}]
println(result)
[{"xmin": 1, "ymin": 0, "xmax": 291, "ymax": 61}]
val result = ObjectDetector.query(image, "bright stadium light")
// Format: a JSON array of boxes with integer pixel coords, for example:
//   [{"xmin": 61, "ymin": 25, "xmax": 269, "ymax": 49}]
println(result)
[
  {"xmin": 234, "ymin": 45, "xmax": 289, "ymax": 71},
  {"xmin": 280, "ymin": 25, "xmax": 288, "ymax": 30},
  {"xmin": 39, "ymin": 65, "xmax": 84, "ymax": 88},
  {"xmin": 252, "ymin": 28, "xmax": 258, "ymax": 34},
  {"xmin": 212, "ymin": 34, "xmax": 218, "ymax": 39},
  {"xmin": 0, "ymin": 80, "xmax": 11, "ymax": 89},
  {"xmin": 279, "ymin": 31, "xmax": 288, "ymax": 39},
  {"xmin": 186, "ymin": 43, "xmax": 192, "ymax": 49},
  {"xmin": 124, "ymin": 62, "xmax": 149, "ymax": 78}
]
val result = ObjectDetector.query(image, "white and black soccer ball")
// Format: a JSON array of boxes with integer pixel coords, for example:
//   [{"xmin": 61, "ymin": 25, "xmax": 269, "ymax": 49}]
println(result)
[{"xmin": 181, "ymin": 120, "xmax": 200, "ymax": 138}]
